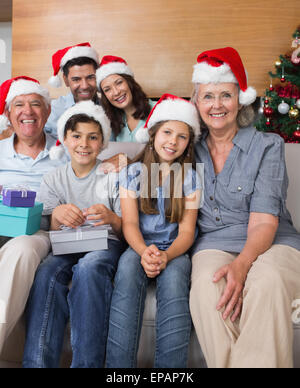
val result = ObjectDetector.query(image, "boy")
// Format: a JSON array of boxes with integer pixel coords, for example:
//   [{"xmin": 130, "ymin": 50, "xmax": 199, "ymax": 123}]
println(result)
[{"xmin": 23, "ymin": 101, "xmax": 125, "ymax": 368}]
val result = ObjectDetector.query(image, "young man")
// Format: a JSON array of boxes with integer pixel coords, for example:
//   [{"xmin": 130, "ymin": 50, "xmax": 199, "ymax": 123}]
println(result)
[{"xmin": 45, "ymin": 42, "xmax": 100, "ymax": 137}]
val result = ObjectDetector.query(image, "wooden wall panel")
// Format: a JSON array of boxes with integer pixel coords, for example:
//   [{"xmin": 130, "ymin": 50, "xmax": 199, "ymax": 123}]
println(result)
[{"xmin": 12, "ymin": 0, "xmax": 300, "ymax": 99}]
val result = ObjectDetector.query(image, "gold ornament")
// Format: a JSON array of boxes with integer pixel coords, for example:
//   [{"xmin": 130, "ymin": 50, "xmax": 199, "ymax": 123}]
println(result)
[
  {"xmin": 288, "ymin": 107, "xmax": 299, "ymax": 119},
  {"xmin": 275, "ymin": 59, "xmax": 282, "ymax": 67}
]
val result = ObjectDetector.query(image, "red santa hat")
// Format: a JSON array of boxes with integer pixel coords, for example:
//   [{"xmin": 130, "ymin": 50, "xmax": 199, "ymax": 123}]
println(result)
[
  {"xmin": 49, "ymin": 100, "xmax": 112, "ymax": 160},
  {"xmin": 192, "ymin": 47, "xmax": 257, "ymax": 106},
  {"xmin": 0, "ymin": 76, "xmax": 50, "ymax": 133},
  {"xmin": 135, "ymin": 93, "xmax": 201, "ymax": 143},
  {"xmin": 48, "ymin": 42, "xmax": 99, "ymax": 88},
  {"xmin": 96, "ymin": 55, "xmax": 134, "ymax": 87}
]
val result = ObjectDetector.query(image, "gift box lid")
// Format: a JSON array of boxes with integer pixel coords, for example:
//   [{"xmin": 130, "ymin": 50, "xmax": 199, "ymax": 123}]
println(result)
[
  {"xmin": 0, "ymin": 201, "xmax": 43, "ymax": 217},
  {"xmin": 50, "ymin": 225, "xmax": 110, "ymax": 243},
  {"xmin": 3, "ymin": 189, "xmax": 36, "ymax": 199}
]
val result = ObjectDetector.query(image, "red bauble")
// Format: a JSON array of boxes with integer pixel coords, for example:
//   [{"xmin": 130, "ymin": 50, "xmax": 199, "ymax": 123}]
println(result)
[
  {"xmin": 269, "ymin": 86, "xmax": 274, "ymax": 91},
  {"xmin": 280, "ymin": 77, "xmax": 286, "ymax": 82},
  {"xmin": 293, "ymin": 130, "xmax": 300, "ymax": 139},
  {"xmin": 265, "ymin": 119, "xmax": 271, "ymax": 126},
  {"xmin": 264, "ymin": 98, "xmax": 269, "ymax": 105},
  {"xmin": 264, "ymin": 106, "xmax": 274, "ymax": 117}
]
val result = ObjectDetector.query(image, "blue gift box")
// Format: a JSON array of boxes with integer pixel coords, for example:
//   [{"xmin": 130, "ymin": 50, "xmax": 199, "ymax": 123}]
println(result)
[
  {"xmin": 0, "ymin": 201, "xmax": 43, "ymax": 237},
  {"xmin": 2, "ymin": 188, "xmax": 36, "ymax": 207}
]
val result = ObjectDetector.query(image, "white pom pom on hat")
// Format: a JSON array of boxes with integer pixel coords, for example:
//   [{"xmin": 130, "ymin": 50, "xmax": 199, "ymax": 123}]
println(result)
[
  {"xmin": 49, "ymin": 100, "xmax": 112, "ymax": 160},
  {"xmin": 192, "ymin": 47, "xmax": 257, "ymax": 106},
  {"xmin": 0, "ymin": 76, "xmax": 50, "ymax": 134},
  {"xmin": 48, "ymin": 42, "xmax": 99, "ymax": 88},
  {"xmin": 135, "ymin": 93, "xmax": 201, "ymax": 143},
  {"xmin": 96, "ymin": 55, "xmax": 134, "ymax": 88}
]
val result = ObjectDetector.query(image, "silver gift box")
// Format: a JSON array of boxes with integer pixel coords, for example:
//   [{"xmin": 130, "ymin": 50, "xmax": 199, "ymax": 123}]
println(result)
[{"xmin": 50, "ymin": 225, "xmax": 109, "ymax": 255}]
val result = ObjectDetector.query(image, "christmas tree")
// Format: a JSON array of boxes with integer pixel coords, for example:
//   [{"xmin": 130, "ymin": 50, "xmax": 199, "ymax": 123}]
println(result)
[{"xmin": 255, "ymin": 26, "xmax": 300, "ymax": 143}]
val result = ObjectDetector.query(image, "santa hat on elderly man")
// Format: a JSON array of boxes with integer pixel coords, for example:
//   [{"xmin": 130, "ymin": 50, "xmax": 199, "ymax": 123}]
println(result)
[
  {"xmin": 135, "ymin": 93, "xmax": 201, "ymax": 143},
  {"xmin": 96, "ymin": 55, "xmax": 134, "ymax": 87},
  {"xmin": 48, "ymin": 42, "xmax": 99, "ymax": 88},
  {"xmin": 0, "ymin": 75, "xmax": 51, "ymax": 133},
  {"xmin": 192, "ymin": 47, "xmax": 257, "ymax": 106},
  {"xmin": 49, "ymin": 100, "xmax": 112, "ymax": 160}
]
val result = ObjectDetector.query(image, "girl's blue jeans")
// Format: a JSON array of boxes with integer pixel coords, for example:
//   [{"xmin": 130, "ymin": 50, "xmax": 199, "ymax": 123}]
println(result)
[
  {"xmin": 106, "ymin": 246, "xmax": 192, "ymax": 368},
  {"xmin": 22, "ymin": 239, "xmax": 125, "ymax": 368}
]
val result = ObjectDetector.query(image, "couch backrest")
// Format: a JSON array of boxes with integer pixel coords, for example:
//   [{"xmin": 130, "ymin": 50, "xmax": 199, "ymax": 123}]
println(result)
[{"xmin": 99, "ymin": 142, "xmax": 300, "ymax": 233}]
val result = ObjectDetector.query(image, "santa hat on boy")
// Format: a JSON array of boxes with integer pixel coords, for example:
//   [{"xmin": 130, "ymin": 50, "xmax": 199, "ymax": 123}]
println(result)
[
  {"xmin": 96, "ymin": 55, "xmax": 134, "ymax": 87},
  {"xmin": 49, "ymin": 100, "xmax": 112, "ymax": 160},
  {"xmin": 192, "ymin": 47, "xmax": 256, "ymax": 106},
  {"xmin": 0, "ymin": 76, "xmax": 51, "ymax": 133},
  {"xmin": 48, "ymin": 42, "xmax": 99, "ymax": 88},
  {"xmin": 135, "ymin": 93, "xmax": 201, "ymax": 144}
]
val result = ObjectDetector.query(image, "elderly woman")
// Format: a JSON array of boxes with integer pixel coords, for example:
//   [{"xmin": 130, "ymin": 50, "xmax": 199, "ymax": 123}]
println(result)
[{"xmin": 189, "ymin": 47, "xmax": 300, "ymax": 368}]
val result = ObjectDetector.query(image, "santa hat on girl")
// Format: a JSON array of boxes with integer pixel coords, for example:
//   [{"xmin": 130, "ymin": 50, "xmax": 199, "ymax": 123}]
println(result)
[
  {"xmin": 49, "ymin": 100, "xmax": 112, "ymax": 160},
  {"xmin": 0, "ymin": 76, "xmax": 51, "ymax": 133},
  {"xmin": 48, "ymin": 42, "xmax": 99, "ymax": 88},
  {"xmin": 192, "ymin": 47, "xmax": 257, "ymax": 106},
  {"xmin": 135, "ymin": 93, "xmax": 201, "ymax": 143},
  {"xmin": 96, "ymin": 55, "xmax": 134, "ymax": 87}
]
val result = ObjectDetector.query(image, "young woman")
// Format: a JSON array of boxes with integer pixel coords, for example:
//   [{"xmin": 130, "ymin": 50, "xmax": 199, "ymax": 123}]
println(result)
[
  {"xmin": 96, "ymin": 55, "xmax": 155, "ymax": 142},
  {"xmin": 105, "ymin": 93, "xmax": 202, "ymax": 368},
  {"xmin": 22, "ymin": 101, "xmax": 125, "ymax": 368}
]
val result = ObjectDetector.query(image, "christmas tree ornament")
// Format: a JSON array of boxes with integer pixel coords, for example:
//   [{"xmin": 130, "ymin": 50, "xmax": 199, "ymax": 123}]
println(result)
[
  {"xmin": 269, "ymin": 79, "xmax": 274, "ymax": 91},
  {"xmin": 289, "ymin": 107, "xmax": 299, "ymax": 119},
  {"xmin": 265, "ymin": 118, "xmax": 271, "ymax": 126},
  {"xmin": 264, "ymin": 98, "xmax": 269, "ymax": 105},
  {"xmin": 278, "ymin": 101, "xmax": 290, "ymax": 114},
  {"xmin": 258, "ymin": 97, "xmax": 265, "ymax": 115},
  {"xmin": 264, "ymin": 106, "xmax": 274, "ymax": 117},
  {"xmin": 296, "ymin": 99, "xmax": 300, "ymax": 109},
  {"xmin": 293, "ymin": 126, "xmax": 300, "ymax": 139},
  {"xmin": 275, "ymin": 59, "xmax": 282, "ymax": 67}
]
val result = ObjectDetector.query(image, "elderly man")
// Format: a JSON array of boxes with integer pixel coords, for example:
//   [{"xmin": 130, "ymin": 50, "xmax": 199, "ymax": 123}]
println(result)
[{"xmin": 0, "ymin": 76, "xmax": 68, "ymax": 352}]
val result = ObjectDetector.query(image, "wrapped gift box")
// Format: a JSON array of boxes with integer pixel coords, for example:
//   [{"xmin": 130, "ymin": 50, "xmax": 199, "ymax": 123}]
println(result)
[
  {"xmin": 49, "ymin": 225, "xmax": 109, "ymax": 255},
  {"xmin": 0, "ymin": 201, "xmax": 43, "ymax": 237},
  {"xmin": 2, "ymin": 189, "xmax": 36, "ymax": 207}
]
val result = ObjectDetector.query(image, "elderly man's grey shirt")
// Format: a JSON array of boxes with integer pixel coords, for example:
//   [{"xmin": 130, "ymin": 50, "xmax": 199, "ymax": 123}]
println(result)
[{"xmin": 193, "ymin": 126, "xmax": 300, "ymax": 253}]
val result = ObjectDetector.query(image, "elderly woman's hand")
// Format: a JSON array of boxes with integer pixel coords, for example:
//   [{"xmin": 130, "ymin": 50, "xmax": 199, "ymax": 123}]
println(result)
[{"xmin": 213, "ymin": 257, "xmax": 250, "ymax": 322}]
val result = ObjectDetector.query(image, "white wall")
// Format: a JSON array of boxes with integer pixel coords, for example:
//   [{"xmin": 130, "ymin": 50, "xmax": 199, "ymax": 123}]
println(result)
[{"xmin": 0, "ymin": 22, "xmax": 12, "ymax": 84}]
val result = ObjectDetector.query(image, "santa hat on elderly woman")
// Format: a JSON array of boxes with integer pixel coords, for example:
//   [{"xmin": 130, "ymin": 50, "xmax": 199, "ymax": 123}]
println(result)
[
  {"xmin": 49, "ymin": 100, "xmax": 111, "ymax": 160},
  {"xmin": 135, "ymin": 93, "xmax": 201, "ymax": 143},
  {"xmin": 192, "ymin": 47, "xmax": 257, "ymax": 105},
  {"xmin": 0, "ymin": 76, "xmax": 51, "ymax": 133},
  {"xmin": 48, "ymin": 42, "xmax": 99, "ymax": 88},
  {"xmin": 96, "ymin": 55, "xmax": 134, "ymax": 87}
]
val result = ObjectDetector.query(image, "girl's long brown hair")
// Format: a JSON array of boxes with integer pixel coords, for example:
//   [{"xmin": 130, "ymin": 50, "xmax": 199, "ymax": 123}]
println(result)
[
  {"xmin": 131, "ymin": 121, "xmax": 195, "ymax": 224},
  {"xmin": 100, "ymin": 74, "xmax": 152, "ymax": 138}
]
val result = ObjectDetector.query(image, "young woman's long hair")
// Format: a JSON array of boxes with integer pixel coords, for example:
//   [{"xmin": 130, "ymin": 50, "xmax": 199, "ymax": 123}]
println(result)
[
  {"xmin": 131, "ymin": 121, "xmax": 195, "ymax": 224},
  {"xmin": 100, "ymin": 74, "xmax": 152, "ymax": 138}
]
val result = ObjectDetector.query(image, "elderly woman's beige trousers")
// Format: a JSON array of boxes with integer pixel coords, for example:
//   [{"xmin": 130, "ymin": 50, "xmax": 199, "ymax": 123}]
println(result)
[
  {"xmin": 190, "ymin": 244, "xmax": 300, "ymax": 368},
  {"xmin": 0, "ymin": 231, "xmax": 50, "ymax": 353}
]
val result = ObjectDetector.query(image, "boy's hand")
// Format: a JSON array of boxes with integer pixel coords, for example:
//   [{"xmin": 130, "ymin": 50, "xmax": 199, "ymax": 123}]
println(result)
[
  {"xmin": 83, "ymin": 204, "xmax": 115, "ymax": 226},
  {"xmin": 52, "ymin": 204, "xmax": 85, "ymax": 229}
]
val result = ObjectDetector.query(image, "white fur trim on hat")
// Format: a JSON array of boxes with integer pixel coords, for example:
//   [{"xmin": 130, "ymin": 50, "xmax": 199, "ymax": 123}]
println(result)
[
  {"xmin": 56, "ymin": 100, "xmax": 111, "ymax": 149},
  {"xmin": 0, "ymin": 115, "xmax": 10, "ymax": 133},
  {"xmin": 60, "ymin": 46, "xmax": 99, "ymax": 69},
  {"xmin": 148, "ymin": 99, "xmax": 200, "ymax": 141},
  {"xmin": 96, "ymin": 62, "xmax": 134, "ymax": 87},
  {"xmin": 192, "ymin": 62, "xmax": 237, "ymax": 85},
  {"xmin": 135, "ymin": 127, "xmax": 150, "ymax": 143},
  {"xmin": 48, "ymin": 75, "xmax": 63, "ymax": 88},
  {"xmin": 239, "ymin": 86, "xmax": 257, "ymax": 106},
  {"xmin": 6, "ymin": 79, "xmax": 51, "ymax": 108}
]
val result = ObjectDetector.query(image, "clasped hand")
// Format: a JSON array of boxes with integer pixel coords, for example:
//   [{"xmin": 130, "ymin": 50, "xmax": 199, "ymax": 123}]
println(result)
[{"xmin": 141, "ymin": 244, "xmax": 169, "ymax": 278}]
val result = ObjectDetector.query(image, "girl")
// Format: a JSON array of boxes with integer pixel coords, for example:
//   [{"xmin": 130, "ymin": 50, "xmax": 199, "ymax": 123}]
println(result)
[
  {"xmin": 106, "ymin": 93, "xmax": 202, "ymax": 368},
  {"xmin": 23, "ymin": 101, "xmax": 126, "ymax": 368},
  {"xmin": 96, "ymin": 55, "xmax": 155, "ymax": 142}
]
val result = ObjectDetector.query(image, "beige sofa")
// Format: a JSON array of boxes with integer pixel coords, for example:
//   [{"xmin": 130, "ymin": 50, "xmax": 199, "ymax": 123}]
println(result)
[{"xmin": 0, "ymin": 141, "xmax": 299, "ymax": 368}]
